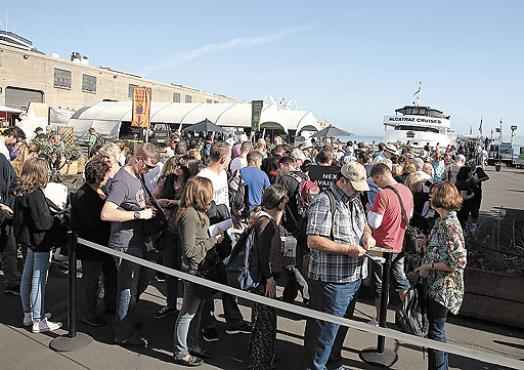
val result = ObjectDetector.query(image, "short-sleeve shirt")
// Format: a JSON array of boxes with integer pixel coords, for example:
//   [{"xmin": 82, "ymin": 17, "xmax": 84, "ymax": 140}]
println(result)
[
  {"xmin": 306, "ymin": 184, "xmax": 368, "ymax": 283},
  {"xmin": 239, "ymin": 166, "xmax": 270, "ymax": 209},
  {"xmin": 198, "ymin": 167, "xmax": 229, "ymax": 208},
  {"xmin": 105, "ymin": 167, "xmax": 147, "ymax": 251},
  {"xmin": 370, "ymin": 183, "xmax": 414, "ymax": 252}
]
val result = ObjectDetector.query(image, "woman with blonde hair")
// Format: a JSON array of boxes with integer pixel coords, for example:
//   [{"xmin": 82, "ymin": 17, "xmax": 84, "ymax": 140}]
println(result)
[
  {"xmin": 15, "ymin": 158, "xmax": 63, "ymax": 333},
  {"xmin": 415, "ymin": 182, "xmax": 467, "ymax": 370},
  {"xmin": 98, "ymin": 142, "xmax": 122, "ymax": 177},
  {"xmin": 173, "ymin": 177, "xmax": 222, "ymax": 366}
]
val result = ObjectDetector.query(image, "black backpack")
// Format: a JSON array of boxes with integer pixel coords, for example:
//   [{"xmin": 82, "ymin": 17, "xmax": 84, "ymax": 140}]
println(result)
[{"xmin": 225, "ymin": 212, "xmax": 272, "ymax": 290}]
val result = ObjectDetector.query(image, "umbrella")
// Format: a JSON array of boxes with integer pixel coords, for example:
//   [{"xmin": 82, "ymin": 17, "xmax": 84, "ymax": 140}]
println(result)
[
  {"xmin": 183, "ymin": 118, "xmax": 225, "ymax": 134},
  {"xmin": 312, "ymin": 125, "xmax": 352, "ymax": 138}
]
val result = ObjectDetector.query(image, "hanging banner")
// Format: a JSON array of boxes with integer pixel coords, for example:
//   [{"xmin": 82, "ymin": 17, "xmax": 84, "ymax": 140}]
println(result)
[
  {"xmin": 131, "ymin": 87, "xmax": 152, "ymax": 129},
  {"xmin": 251, "ymin": 100, "xmax": 264, "ymax": 131}
]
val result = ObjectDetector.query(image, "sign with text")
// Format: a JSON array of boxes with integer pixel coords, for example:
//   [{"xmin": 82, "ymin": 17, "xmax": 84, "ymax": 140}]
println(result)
[
  {"xmin": 251, "ymin": 100, "xmax": 264, "ymax": 131},
  {"xmin": 308, "ymin": 165, "xmax": 341, "ymax": 193},
  {"xmin": 131, "ymin": 87, "xmax": 152, "ymax": 129}
]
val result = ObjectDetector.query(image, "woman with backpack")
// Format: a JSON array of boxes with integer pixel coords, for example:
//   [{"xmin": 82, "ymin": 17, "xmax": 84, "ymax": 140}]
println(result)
[
  {"xmin": 414, "ymin": 182, "xmax": 467, "ymax": 370},
  {"xmin": 14, "ymin": 158, "xmax": 63, "ymax": 333},
  {"xmin": 247, "ymin": 185, "xmax": 287, "ymax": 370},
  {"xmin": 173, "ymin": 176, "xmax": 222, "ymax": 367}
]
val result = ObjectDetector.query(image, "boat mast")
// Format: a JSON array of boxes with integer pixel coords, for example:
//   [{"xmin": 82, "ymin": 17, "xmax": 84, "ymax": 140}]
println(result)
[{"xmin": 412, "ymin": 81, "xmax": 422, "ymax": 106}]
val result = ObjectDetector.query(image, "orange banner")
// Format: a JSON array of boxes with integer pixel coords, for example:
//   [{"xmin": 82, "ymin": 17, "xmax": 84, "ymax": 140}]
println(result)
[{"xmin": 131, "ymin": 87, "xmax": 152, "ymax": 128}]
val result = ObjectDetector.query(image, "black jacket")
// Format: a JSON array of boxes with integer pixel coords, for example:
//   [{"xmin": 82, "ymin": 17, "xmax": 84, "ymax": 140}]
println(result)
[
  {"xmin": 14, "ymin": 189, "xmax": 54, "ymax": 251},
  {"xmin": 71, "ymin": 184, "xmax": 111, "ymax": 260}
]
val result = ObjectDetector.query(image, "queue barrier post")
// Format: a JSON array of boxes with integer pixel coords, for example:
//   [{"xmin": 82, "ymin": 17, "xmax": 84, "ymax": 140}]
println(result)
[
  {"xmin": 49, "ymin": 231, "xmax": 93, "ymax": 352},
  {"xmin": 360, "ymin": 251, "xmax": 398, "ymax": 367}
]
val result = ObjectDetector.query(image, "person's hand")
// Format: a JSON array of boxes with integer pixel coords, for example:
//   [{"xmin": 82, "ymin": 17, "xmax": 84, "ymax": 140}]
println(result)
[
  {"xmin": 157, "ymin": 199, "xmax": 176, "ymax": 208},
  {"xmin": 139, "ymin": 208, "xmax": 155, "ymax": 220},
  {"xmin": 362, "ymin": 233, "xmax": 376, "ymax": 250},
  {"xmin": 349, "ymin": 245, "xmax": 367, "ymax": 257},
  {"xmin": 215, "ymin": 233, "xmax": 225, "ymax": 245},
  {"xmin": 0, "ymin": 204, "xmax": 13, "ymax": 216},
  {"xmin": 414, "ymin": 263, "xmax": 432, "ymax": 278},
  {"xmin": 265, "ymin": 277, "xmax": 276, "ymax": 298}
]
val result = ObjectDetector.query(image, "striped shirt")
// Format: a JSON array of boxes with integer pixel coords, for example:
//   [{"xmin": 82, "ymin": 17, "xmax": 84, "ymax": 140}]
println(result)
[{"xmin": 306, "ymin": 183, "xmax": 368, "ymax": 283}]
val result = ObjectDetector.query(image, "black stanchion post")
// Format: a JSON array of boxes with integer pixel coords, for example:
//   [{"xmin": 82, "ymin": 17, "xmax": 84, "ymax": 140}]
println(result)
[
  {"xmin": 360, "ymin": 251, "xmax": 398, "ymax": 367},
  {"xmin": 49, "ymin": 231, "xmax": 93, "ymax": 352}
]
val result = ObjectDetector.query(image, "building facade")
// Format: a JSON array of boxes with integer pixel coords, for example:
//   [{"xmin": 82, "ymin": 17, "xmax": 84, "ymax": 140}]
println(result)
[{"xmin": 0, "ymin": 31, "xmax": 234, "ymax": 112}]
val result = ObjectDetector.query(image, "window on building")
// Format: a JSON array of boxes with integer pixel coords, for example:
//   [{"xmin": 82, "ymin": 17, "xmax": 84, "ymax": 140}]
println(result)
[
  {"xmin": 213, "ymin": 100, "xmax": 219, "ymax": 104},
  {"xmin": 185, "ymin": 95, "xmax": 192, "ymax": 103},
  {"xmin": 128, "ymin": 84, "xmax": 138, "ymax": 98},
  {"xmin": 82, "ymin": 74, "xmax": 97, "ymax": 93},
  {"xmin": 206, "ymin": 99, "xmax": 212, "ymax": 104},
  {"xmin": 54, "ymin": 68, "xmax": 72, "ymax": 89},
  {"xmin": 173, "ymin": 92, "xmax": 181, "ymax": 103}
]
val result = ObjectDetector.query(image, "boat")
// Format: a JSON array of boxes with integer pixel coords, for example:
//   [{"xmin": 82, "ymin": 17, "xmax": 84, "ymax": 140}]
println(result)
[{"xmin": 383, "ymin": 83, "xmax": 455, "ymax": 148}]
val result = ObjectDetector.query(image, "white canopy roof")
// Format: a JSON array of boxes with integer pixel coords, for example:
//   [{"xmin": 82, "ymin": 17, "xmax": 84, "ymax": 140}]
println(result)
[
  {"xmin": 0, "ymin": 105, "xmax": 23, "ymax": 114},
  {"xmin": 71, "ymin": 101, "xmax": 321, "ymax": 132}
]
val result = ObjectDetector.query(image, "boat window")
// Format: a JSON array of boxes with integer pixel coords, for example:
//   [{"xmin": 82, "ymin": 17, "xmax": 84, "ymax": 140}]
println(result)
[{"xmin": 394, "ymin": 125, "xmax": 439, "ymax": 133}]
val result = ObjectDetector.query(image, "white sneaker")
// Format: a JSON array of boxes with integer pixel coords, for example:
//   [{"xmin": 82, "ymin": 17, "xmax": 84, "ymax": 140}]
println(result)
[
  {"xmin": 23, "ymin": 312, "xmax": 52, "ymax": 327},
  {"xmin": 32, "ymin": 318, "xmax": 62, "ymax": 333}
]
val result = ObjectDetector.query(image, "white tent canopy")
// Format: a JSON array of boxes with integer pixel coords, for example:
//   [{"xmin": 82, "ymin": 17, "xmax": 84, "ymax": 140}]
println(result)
[{"xmin": 71, "ymin": 101, "xmax": 321, "ymax": 133}]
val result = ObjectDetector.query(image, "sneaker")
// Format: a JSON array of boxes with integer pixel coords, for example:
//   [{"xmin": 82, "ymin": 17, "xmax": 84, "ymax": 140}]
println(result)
[
  {"xmin": 4, "ymin": 284, "xmax": 20, "ymax": 296},
  {"xmin": 23, "ymin": 313, "xmax": 52, "ymax": 327},
  {"xmin": 32, "ymin": 318, "xmax": 62, "ymax": 333},
  {"xmin": 153, "ymin": 306, "xmax": 177, "ymax": 319},
  {"xmin": 81, "ymin": 316, "xmax": 107, "ymax": 327},
  {"xmin": 114, "ymin": 332, "xmax": 149, "ymax": 348},
  {"xmin": 224, "ymin": 321, "xmax": 252, "ymax": 335},
  {"xmin": 202, "ymin": 327, "xmax": 219, "ymax": 342}
]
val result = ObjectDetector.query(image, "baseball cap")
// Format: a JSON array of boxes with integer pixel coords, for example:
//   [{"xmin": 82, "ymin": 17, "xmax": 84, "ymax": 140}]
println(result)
[
  {"xmin": 341, "ymin": 162, "xmax": 369, "ymax": 192},
  {"xmin": 374, "ymin": 158, "xmax": 393, "ymax": 171}
]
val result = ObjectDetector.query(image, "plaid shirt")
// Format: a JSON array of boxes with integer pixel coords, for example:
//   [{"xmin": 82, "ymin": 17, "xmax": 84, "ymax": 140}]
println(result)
[{"xmin": 306, "ymin": 183, "xmax": 368, "ymax": 283}]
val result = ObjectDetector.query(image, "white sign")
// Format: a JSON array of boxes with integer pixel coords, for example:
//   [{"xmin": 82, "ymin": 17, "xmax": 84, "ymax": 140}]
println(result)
[{"xmin": 385, "ymin": 115, "xmax": 446, "ymax": 125}]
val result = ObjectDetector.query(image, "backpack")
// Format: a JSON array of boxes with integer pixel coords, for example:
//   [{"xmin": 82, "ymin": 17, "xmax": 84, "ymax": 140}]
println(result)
[
  {"xmin": 225, "ymin": 211, "xmax": 272, "ymax": 290},
  {"xmin": 395, "ymin": 283, "xmax": 429, "ymax": 337},
  {"xmin": 285, "ymin": 171, "xmax": 309, "ymax": 217},
  {"xmin": 228, "ymin": 171, "xmax": 247, "ymax": 217}
]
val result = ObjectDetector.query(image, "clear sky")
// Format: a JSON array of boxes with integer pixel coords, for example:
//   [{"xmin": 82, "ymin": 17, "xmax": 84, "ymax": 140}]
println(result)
[{"xmin": 3, "ymin": 1, "xmax": 524, "ymax": 137}]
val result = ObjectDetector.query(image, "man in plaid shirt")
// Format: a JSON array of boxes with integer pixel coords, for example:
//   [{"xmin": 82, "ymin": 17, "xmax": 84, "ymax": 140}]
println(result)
[{"xmin": 304, "ymin": 162, "xmax": 375, "ymax": 370}]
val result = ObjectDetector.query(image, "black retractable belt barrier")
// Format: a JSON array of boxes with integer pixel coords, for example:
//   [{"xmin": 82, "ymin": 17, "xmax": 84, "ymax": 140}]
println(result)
[{"xmin": 49, "ymin": 231, "xmax": 93, "ymax": 352}]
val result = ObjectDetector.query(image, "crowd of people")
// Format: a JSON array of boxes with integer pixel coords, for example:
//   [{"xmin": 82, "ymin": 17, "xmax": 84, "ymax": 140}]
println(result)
[{"xmin": 0, "ymin": 127, "xmax": 489, "ymax": 370}]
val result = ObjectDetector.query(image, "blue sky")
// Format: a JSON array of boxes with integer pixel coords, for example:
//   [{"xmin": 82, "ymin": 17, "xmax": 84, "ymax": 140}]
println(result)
[{"xmin": 3, "ymin": 1, "xmax": 524, "ymax": 137}]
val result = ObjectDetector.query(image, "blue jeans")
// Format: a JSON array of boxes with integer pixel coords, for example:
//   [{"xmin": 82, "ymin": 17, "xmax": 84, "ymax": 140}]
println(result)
[
  {"xmin": 304, "ymin": 279, "xmax": 362, "ymax": 370},
  {"xmin": 20, "ymin": 249, "xmax": 51, "ymax": 321},
  {"xmin": 174, "ymin": 281, "xmax": 211, "ymax": 358},
  {"xmin": 113, "ymin": 248, "xmax": 155, "ymax": 341},
  {"xmin": 427, "ymin": 298, "xmax": 448, "ymax": 370}
]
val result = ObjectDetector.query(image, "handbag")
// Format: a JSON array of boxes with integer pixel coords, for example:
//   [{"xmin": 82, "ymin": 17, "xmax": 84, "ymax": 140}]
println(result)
[{"xmin": 139, "ymin": 175, "xmax": 169, "ymax": 248}]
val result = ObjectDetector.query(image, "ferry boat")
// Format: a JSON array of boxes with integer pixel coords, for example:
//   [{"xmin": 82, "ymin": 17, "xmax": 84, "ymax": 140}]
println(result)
[{"xmin": 384, "ymin": 84, "xmax": 455, "ymax": 148}]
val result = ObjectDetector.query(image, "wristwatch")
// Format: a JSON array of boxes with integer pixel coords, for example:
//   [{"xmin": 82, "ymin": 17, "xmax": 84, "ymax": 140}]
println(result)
[{"xmin": 133, "ymin": 211, "xmax": 141, "ymax": 220}]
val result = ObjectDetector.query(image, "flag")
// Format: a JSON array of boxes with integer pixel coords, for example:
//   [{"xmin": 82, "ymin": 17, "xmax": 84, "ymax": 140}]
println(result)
[{"xmin": 479, "ymin": 117, "xmax": 483, "ymax": 135}]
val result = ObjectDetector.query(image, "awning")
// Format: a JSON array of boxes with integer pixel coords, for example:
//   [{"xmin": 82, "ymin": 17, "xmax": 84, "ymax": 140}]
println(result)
[
  {"xmin": 0, "ymin": 105, "xmax": 23, "ymax": 114},
  {"xmin": 70, "ymin": 102, "xmax": 322, "ymax": 133}
]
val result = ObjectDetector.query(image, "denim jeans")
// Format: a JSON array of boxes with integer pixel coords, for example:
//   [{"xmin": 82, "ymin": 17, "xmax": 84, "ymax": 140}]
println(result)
[
  {"xmin": 113, "ymin": 248, "xmax": 155, "ymax": 341},
  {"xmin": 427, "ymin": 298, "xmax": 448, "ymax": 370},
  {"xmin": 82, "ymin": 256, "xmax": 117, "ymax": 318},
  {"xmin": 20, "ymin": 249, "xmax": 51, "ymax": 321},
  {"xmin": 174, "ymin": 281, "xmax": 211, "ymax": 358},
  {"xmin": 372, "ymin": 253, "xmax": 411, "ymax": 316},
  {"xmin": 304, "ymin": 279, "xmax": 362, "ymax": 370}
]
